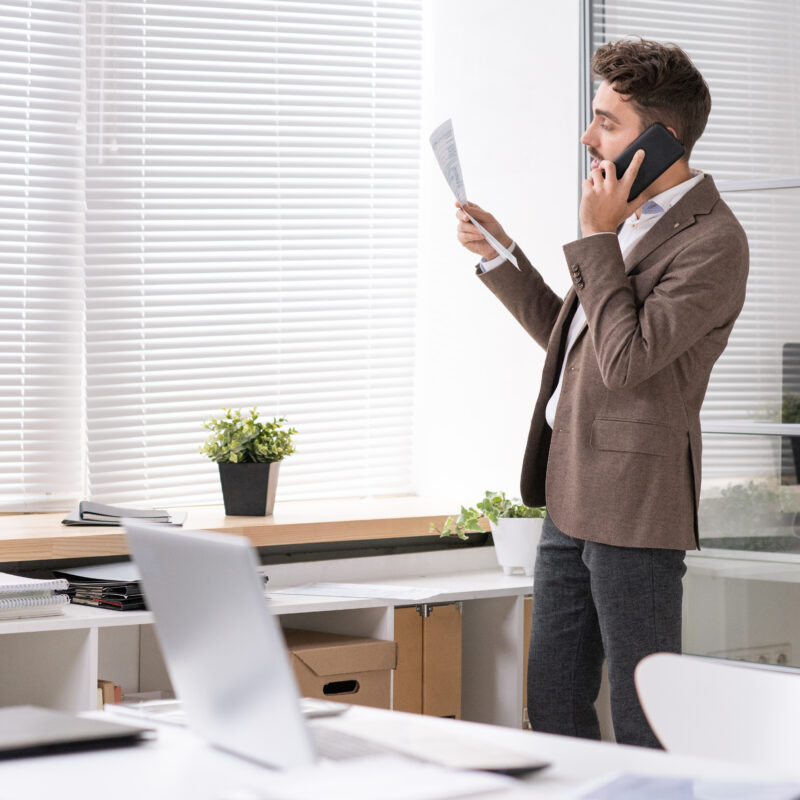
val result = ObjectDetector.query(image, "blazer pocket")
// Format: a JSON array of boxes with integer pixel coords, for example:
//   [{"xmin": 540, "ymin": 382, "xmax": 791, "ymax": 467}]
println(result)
[{"xmin": 590, "ymin": 418, "xmax": 672, "ymax": 457}]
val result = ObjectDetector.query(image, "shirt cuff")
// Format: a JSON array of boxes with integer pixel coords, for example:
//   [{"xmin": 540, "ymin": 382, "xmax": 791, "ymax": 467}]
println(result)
[
  {"xmin": 479, "ymin": 241, "xmax": 516, "ymax": 273},
  {"xmin": 582, "ymin": 231, "xmax": 617, "ymax": 240}
]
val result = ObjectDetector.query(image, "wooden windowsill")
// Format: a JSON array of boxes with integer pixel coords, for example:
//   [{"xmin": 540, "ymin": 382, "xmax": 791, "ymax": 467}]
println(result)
[{"xmin": 0, "ymin": 496, "xmax": 481, "ymax": 563}]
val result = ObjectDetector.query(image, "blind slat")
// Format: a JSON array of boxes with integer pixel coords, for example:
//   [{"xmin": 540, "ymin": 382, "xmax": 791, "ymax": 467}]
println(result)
[{"xmin": 0, "ymin": 0, "xmax": 422, "ymax": 510}]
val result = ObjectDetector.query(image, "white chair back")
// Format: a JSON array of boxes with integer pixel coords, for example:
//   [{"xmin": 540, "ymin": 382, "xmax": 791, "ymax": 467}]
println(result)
[{"xmin": 635, "ymin": 652, "xmax": 800, "ymax": 770}]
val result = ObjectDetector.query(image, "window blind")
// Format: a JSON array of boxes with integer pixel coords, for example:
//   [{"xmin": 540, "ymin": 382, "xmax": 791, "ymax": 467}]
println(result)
[
  {"xmin": 83, "ymin": 1, "xmax": 423, "ymax": 506},
  {"xmin": 0, "ymin": 1, "xmax": 85, "ymax": 511},
  {"xmin": 587, "ymin": 1, "xmax": 800, "ymax": 481}
]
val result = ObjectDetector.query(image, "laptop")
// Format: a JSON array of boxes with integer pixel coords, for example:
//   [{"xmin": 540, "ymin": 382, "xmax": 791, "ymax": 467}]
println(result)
[
  {"xmin": 0, "ymin": 705, "xmax": 150, "ymax": 760},
  {"xmin": 123, "ymin": 520, "xmax": 549, "ymax": 775}
]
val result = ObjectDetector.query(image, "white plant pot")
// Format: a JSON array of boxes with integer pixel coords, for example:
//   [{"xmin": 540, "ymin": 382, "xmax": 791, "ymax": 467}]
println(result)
[{"xmin": 489, "ymin": 517, "xmax": 544, "ymax": 577}]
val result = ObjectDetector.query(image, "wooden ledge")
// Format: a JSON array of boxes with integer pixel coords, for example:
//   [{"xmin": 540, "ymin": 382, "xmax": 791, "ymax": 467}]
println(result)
[{"xmin": 0, "ymin": 497, "xmax": 479, "ymax": 563}]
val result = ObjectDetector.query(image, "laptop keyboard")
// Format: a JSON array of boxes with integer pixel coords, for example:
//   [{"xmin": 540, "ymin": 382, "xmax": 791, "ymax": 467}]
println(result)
[
  {"xmin": 106, "ymin": 697, "xmax": 348, "ymax": 727},
  {"xmin": 107, "ymin": 700, "xmax": 548, "ymax": 774},
  {"xmin": 309, "ymin": 725, "xmax": 399, "ymax": 761},
  {"xmin": 312, "ymin": 715, "xmax": 550, "ymax": 774}
]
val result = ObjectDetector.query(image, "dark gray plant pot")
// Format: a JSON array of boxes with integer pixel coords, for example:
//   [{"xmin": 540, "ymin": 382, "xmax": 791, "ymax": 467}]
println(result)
[
  {"xmin": 218, "ymin": 461, "xmax": 280, "ymax": 516},
  {"xmin": 791, "ymin": 437, "xmax": 800, "ymax": 484}
]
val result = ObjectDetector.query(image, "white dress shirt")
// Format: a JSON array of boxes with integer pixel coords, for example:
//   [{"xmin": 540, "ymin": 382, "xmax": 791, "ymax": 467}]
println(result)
[{"xmin": 480, "ymin": 171, "xmax": 704, "ymax": 428}]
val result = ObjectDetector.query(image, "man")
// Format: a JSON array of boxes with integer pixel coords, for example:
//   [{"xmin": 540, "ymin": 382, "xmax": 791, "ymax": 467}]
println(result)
[{"xmin": 455, "ymin": 39, "xmax": 748, "ymax": 747}]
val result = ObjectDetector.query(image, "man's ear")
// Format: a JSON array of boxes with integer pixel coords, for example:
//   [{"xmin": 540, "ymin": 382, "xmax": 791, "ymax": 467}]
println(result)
[{"xmin": 666, "ymin": 125, "xmax": 680, "ymax": 140}]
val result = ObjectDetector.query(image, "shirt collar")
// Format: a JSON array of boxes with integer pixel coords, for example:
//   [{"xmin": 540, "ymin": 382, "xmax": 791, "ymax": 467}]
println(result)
[
  {"xmin": 619, "ymin": 169, "xmax": 705, "ymax": 233},
  {"xmin": 636, "ymin": 170, "xmax": 705, "ymax": 217},
  {"xmin": 640, "ymin": 200, "xmax": 663, "ymax": 215}
]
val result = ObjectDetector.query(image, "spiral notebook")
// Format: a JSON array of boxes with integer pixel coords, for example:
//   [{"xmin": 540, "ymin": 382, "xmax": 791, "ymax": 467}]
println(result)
[
  {"xmin": 0, "ymin": 573, "xmax": 70, "ymax": 621},
  {"xmin": 0, "ymin": 594, "xmax": 70, "ymax": 620},
  {"xmin": 0, "ymin": 573, "xmax": 69, "ymax": 596}
]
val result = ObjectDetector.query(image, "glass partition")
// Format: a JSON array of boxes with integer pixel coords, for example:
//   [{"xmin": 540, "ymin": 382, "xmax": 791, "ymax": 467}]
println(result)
[{"xmin": 699, "ymin": 431, "xmax": 800, "ymax": 555}]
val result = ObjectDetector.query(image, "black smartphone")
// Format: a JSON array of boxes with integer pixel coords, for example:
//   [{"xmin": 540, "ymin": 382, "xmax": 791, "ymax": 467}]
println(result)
[{"xmin": 612, "ymin": 122, "xmax": 685, "ymax": 202}]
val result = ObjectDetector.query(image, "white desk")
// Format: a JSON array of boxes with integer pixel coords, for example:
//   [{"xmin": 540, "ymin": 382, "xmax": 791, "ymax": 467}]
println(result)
[{"xmin": 0, "ymin": 706, "xmax": 793, "ymax": 800}]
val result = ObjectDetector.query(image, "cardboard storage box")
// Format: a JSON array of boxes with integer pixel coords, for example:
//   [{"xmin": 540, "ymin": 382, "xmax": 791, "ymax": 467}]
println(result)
[
  {"xmin": 393, "ymin": 603, "xmax": 462, "ymax": 718},
  {"xmin": 282, "ymin": 628, "xmax": 397, "ymax": 709}
]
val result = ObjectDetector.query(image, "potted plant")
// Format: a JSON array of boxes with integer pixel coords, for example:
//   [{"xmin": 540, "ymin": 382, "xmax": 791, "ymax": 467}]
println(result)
[
  {"xmin": 200, "ymin": 407, "xmax": 297, "ymax": 516},
  {"xmin": 783, "ymin": 391, "xmax": 800, "ymax": 483},
  {"xmin": 698, "ymin": 480, "xmax": 787, "ymax": 544},
  {"xmin": 432, "ymin": 491, "xmax": 546, "ymax": 576}
]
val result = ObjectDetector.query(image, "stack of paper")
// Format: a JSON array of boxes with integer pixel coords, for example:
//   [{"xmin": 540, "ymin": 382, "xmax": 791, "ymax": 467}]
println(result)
[
  {"xmin": 61, "ymin": 501, "xmax": 187, "ymax": 527},
  {"xmin": 272, "ymin": 583, "xmax": 444, "ymax": 602},
  {"xmin": 429, "ymin": 118, "xmax": 519, "ymax": 269},
  {"xmin": 0, "ymin": 573, "xmax": 70, "ymax": 621}
]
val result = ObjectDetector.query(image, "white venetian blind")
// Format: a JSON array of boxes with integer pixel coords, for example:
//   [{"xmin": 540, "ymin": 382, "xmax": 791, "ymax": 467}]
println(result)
[
  {"xmin": 0, "ymin": 1, "xmax": 85, "ymax": 511},
  {"xmin": 589, "ymin": 1, "xmax": 800, "ymax": 481},
  {"xmin": 83, "ymin": 1, "xmax": 422, "ymax": 506}
]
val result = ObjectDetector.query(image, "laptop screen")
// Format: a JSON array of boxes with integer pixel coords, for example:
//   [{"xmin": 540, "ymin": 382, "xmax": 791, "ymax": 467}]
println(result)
[{"xmin": 124, "ymin": 520, "xmax": 315, "ymax": 768}]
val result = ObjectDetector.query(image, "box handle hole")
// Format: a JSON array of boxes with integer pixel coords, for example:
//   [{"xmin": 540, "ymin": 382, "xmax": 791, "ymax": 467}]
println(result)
[{"xmin": 323, "ymin": 679, "xmax": 359, "ymax": 696}]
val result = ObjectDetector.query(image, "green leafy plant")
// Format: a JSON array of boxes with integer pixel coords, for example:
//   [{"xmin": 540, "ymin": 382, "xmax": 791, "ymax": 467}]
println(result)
[
  {"xmin": 745, "ymin": 392, "xmax": 800, "ymax": 423},
  {"xmin": 699, "ymin": 480, "xmax": 782, "ymax": 539},
  {"xmin": 782, "ymin": 392, "xmax": 800, "ymax": 424},
  {"xmin": 200, "ymin": 407, "xmax": 297, "ymax": 463},
  {"xmin": 431, "ymin": 491, "xmax": 545, "ymax": 540}
]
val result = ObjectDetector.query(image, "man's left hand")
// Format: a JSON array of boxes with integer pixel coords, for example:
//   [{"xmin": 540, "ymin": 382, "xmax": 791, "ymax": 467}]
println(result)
[{"xmin": 579, "ymin": 149, "xmax": 646, "ymax": 237}]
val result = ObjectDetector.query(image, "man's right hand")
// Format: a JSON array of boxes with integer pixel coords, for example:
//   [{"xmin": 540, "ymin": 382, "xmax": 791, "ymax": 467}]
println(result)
[{"xmin": 455, "ymin": 202, "xmax": 512, "ymax": 261}]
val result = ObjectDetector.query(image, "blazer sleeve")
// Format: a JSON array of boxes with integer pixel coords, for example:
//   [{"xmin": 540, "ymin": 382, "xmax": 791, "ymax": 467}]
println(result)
[
  {"xmin": 563, "ymin": 222, "xmax": 749, "ymax": 391},
  {"xmin": 476, "ymin": 246, "xmax": 564, "ymax": 351}
]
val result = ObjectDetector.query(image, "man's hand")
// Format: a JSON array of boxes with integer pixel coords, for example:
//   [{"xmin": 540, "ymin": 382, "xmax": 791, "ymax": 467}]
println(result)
[
  {"xmin": 579, "ymin": 149, "xmax": 646, "ymax": 236},
  {"xmin": 455, "ymin": 202, "xmax": 512, "ymax": 261}
]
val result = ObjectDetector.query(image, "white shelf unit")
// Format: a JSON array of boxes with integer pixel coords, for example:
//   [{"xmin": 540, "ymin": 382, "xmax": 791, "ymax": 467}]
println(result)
[{"xmin": 0, "ymin": 547, "xmax": 533, "ymax": 728}]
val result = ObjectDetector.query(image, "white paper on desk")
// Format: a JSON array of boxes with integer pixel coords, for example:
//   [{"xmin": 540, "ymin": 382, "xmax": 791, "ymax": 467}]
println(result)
[
  {"xmin": 245, "ymin": 755, "xmax": 513, "ymax": 800},
  {"xmin": 55, "ymin": 562, "xmax": 141, "ymax": 582},
  {"xmin": 271, "ymin": 582, "xmax": 443, "ymax": 602},
  {"xmin": 429, "ymin": 118, "xmax": 519, "ymax": 269},
  {"xmin": 578, "ymin": 773, "xmax": 800, "ymax": 800}
]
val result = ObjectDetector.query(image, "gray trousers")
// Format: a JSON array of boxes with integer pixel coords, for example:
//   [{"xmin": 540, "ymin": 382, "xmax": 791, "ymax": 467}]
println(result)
[{"xmin": 527, "ymin": 515, "xmax": 686, "ymax": 748}]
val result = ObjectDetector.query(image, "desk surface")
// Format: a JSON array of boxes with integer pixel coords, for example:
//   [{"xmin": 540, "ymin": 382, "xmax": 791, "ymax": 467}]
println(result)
[
  {"xmin": 0, "ymin": 561, "xmax": 531, "ymax": 635},
  {"xmin": 0, "ymin": 705, "xmax": 794, "ymax": 800},
  {"xmin": 0, "ymin": 496, "xmax": 482, "ymax": 563}
]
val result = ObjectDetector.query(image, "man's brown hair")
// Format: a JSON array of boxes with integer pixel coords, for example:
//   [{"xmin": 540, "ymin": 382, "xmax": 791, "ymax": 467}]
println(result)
[{"xmin": 591, "ymin": 38, "xmax": 711, "ymax": 158}]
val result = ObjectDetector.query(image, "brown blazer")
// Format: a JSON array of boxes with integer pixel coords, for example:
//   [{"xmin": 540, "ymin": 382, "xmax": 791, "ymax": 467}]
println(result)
[{"xmin": 479, "ymin": 176, "xmax": 748, "ymax": 550}]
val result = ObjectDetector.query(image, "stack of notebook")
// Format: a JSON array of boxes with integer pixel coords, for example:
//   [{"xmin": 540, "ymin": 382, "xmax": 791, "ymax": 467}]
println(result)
[
  {"xmin": 0, "ymin": 573, "xmax": 70, "ymax": 620},
  {"xmin": 61, "ymin": 501, "xmax": 187, "ymax": 527}
]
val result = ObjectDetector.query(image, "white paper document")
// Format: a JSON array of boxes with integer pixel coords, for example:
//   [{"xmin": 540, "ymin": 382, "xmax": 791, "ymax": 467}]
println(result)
[
  {"xmin": 271, "ymin": 582, "xmax": 443, "ymax": 602},
  {"xmin": 55, "ymin": 562, "xmax": 141, "ymax": 582},
  {"xmin": 579, "ymin": 773, "xmax": 800, "ymax": 800},
  {"xmin": 429, "ymin": 118, "xmax": 519, "ymax": 269},
  {"xmin": 249, "ymin": 755, "xmax": 514, "ymax": 800}
]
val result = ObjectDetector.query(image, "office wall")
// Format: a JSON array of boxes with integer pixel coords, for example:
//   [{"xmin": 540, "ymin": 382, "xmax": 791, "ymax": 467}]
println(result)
[{"xmin": 414, "ymin": 2, "xmax": 581, "ymax": 500}]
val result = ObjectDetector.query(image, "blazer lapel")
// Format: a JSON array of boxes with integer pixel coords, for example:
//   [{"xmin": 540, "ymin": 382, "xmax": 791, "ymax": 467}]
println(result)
[
  {"xmin": 553, "ymin": 287, "xmax": 578, "ymax": 336},
  {"xmin": 623, "ymin": 210, "xmax": 695, "ymax": 274},
  {"xmin": 541, "ymin": 288, "xmax": 579, "ymax": 390},
  {"xmin": 623, "ymin": 175, "xmax": 721, "ymax": 274}
]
